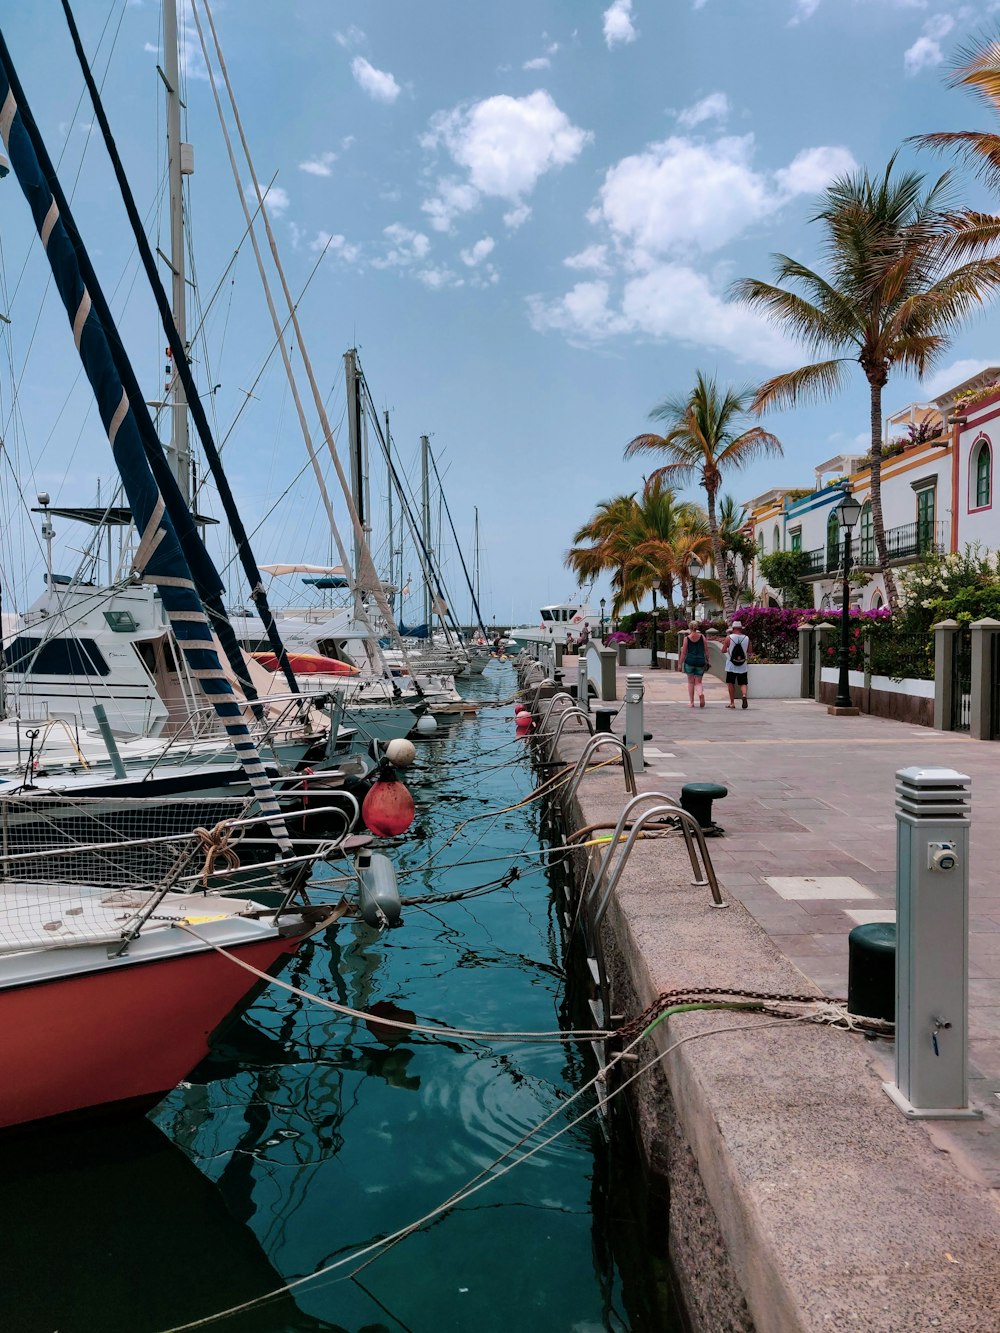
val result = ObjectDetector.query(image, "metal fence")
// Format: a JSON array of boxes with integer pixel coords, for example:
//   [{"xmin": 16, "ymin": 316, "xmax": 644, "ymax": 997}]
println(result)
[{"xmin": 951, "ymin": 628, "xmax": 972, "ymax": 733}]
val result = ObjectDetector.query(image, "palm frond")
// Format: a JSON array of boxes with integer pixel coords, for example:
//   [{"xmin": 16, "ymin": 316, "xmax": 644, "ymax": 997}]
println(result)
[{"xmin": 750, "ymin": 360, "xmax": 852, "ymax": 414}]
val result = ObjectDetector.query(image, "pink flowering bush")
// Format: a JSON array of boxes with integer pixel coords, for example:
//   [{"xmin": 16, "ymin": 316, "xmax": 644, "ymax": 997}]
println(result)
[{"xmin": 733, "ymin": 605, "xmax": 892, "ymax": 664}]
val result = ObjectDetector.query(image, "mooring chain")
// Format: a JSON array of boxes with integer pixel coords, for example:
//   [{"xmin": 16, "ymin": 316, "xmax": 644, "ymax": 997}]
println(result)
[{"xmin": 616, "ymin": 986, "xmax": 849, "ymax": 1043}]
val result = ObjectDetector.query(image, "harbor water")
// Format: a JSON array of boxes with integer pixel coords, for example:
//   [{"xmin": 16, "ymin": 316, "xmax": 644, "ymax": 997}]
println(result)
[{"xmin": 3, "ymin": 664, "xmax": 677, "ymax": 1332}]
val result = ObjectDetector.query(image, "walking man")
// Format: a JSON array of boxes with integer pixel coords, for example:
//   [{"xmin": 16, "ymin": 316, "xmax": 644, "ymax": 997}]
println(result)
[{"xmin": 723, "ymin": 620, "xmax": 750, "ymax": 710}]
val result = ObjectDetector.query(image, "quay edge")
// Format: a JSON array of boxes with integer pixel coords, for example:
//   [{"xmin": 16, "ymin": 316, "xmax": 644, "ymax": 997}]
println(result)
[{"xmin": 520, "ymin": 661, "xmax": 1000, "ymax": 1333}]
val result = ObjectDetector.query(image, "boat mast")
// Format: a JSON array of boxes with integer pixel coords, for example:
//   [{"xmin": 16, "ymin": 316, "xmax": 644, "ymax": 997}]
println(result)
[
  {"xmin": 472, "ymin": 506, "xmax": 480, "ymax": 631},
  {"xmin": 345, "ymin": 348, "xmax": 365, "ymax": 622},
  {"xmin": 385, "ymin": 409, "xmax": 393, "ymax": 607},
  {"xmin": 162, "ymin": 0, "xmax": 191, "ymax": 506},
  {"xmin": 421, "ymin": 434, "xmax": 432, "ymax": 631}
]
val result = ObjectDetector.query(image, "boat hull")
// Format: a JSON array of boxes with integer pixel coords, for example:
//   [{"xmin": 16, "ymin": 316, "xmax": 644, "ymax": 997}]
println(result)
[{"xmin": 0, "ymin": 919, "xmax": 323, "ymax": 1132}]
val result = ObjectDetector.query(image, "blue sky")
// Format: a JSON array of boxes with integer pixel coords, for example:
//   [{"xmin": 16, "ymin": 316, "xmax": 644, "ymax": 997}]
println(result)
[{"xmin": 1, "ymin": 0, "xmax": 999, "ymax": 626}]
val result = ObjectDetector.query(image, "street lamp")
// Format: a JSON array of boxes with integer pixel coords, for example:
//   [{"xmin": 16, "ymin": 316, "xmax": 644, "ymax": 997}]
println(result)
[
  {"xmin": 687, "ymin": 553, "xmax": 703, "ymax": 621},
  {"xmin": 832, "ymin": 492, "xmax": 862, "ymax": 711},
  {"xmin": 599, "ymin": 597, "xmax": 606, "ymax": 641}
]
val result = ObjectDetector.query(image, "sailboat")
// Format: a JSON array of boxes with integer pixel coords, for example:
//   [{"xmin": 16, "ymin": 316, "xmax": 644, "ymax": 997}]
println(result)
[{"xmin": 0, "ymin": 17, "xmax": 362, "ymax": 1132}]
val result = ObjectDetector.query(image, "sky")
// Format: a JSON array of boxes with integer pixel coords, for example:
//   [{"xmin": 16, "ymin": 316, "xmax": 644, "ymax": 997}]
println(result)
[{"xmin": 1, "ymin": 0, "xmax": 999, "ymax": 628}]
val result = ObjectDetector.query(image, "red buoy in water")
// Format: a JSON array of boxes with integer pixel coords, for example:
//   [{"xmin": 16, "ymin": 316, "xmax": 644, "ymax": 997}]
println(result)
[{"xmin": 362, "ymin": 761, "xmax": 416, "ymax": 837}]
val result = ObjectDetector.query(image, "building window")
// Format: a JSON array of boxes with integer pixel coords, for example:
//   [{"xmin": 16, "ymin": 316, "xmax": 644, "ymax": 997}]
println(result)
[
  {"xmin": 826, "ymin": 510, "xmax": 841, "ymax": 569},
  {"xmin": 915, "ymin": 486, "xmax": 936, "ymax": 552},
  {"xmin": 757, "ymin": 532, "xmax": 764, "ymax": 555},
  {"xmin": 790, "ymin": 528, "xmax": 802, "ymax": 553},
  {"xmin": 871, "ymin": 590, "xmax": 884, "ymax": 611},
  {"xmin": 972, "ymin": 437, "xmax": 992, "ymax": 510},
  {"xmin": 772, "ymin": 525, "xmax": 780, "ymax": 552},
  {"xmin": 859, "ymin": 501, "xmax": 874, "ymax": 565}
]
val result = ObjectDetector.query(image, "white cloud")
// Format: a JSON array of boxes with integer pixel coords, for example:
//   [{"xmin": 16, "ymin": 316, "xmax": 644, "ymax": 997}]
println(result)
[
  {"xmin": 523, "ymin": 57, "xmax": 551, "ymax": 70},
  {"xmin": 422, "ymin": 90, "xmax": 591, "ymax": 229},
  {"xmin": 460, "ymin": 236, "xmax": 496, "ymax": 266},
  {"xmin": 564, "ymin": 244, "xmax": 612, "ymax": 274},
  {"xmin": 529, "ymin": 280, "xmax": 625, "ymax": 339},
  {"xmin": 372, "ymin": 223, "xmax": 431, "ymax": 268},
  {"xmin": 310, "ymin": 230, "xmax": 362, "ymax": 265},
  {"xmin": 417, "ymin": 266, "xmax": 464, "ymax": 290},
  {"xmin": 244, "ymin": 182, "xmax": 290, "ymax": 217},
  {"xmin": 790, "ymin": 0, "xmax": 822, "ymax": 22},
  {"xmin": 603, "ymin": 0, "xmax": 637, "ymax": 48},
  {"xmin": 921, "ymin": 358, "xmax": 1000, "ymax": 400},
  {"xmin": 774, "ymin": 144, "xmax": 857, "ymax": 195},
  {"xmin": 904, "ymin": 14, "xmax": 955, "ymax": 75},
  {"xmin": 335, "ymin": 26, "xmax": 365, "ymax": 49},
  {"xmin": 593, "ymin": 134, "xmax": 856, "ymax": 258},
  {"xmin": 299, "ymin": 151, "xmax": 337, "ymax": 177},
  {"xmin": 529, "ymin": 263, "xmax": 798, "ymax": 366},
  {"xmin": 351, "ymin": 56, "xmax": 401, "ymax": 104},
  {"xmin": 677, "ymin": 92, "xmax": 730, "ymax": 130},
  {"xmin": 422, "ymin": 178, "xmax": 482, "ymax": 232},
  {"xmin": 504, "ymin": 204, "xmax": 532, "ymax": 229},
  {"xmin": 531, "ymin": 128, "xmax": 856, "ymax": 364}
]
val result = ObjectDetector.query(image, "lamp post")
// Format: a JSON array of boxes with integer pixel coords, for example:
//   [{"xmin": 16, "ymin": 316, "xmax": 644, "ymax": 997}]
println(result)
[
  {"xmin": 832, "ymin": 493, "xmax": 862, "ymax": 712},
  {"xmin": 599, "ymin": 597, "xmax": 606, "ymax": 641},
  {"xmin": 688, "ymin": 553, "xmax": 703, "ymax": 622},
  {"xmin": 650, "ymin": 595, "xmax": 660, "ymax": 669}
]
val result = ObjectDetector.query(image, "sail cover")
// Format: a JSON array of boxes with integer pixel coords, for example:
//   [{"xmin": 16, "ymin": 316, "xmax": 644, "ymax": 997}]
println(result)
[{"xmin": 0, "ymin": 34, "xmax": 292, "ymax": 851}]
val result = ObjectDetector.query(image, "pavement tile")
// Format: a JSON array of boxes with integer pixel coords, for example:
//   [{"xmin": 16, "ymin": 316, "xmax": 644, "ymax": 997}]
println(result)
[{"xmin": 608, "ymin": 666, "xmax": 1000, "ymax": 1097}]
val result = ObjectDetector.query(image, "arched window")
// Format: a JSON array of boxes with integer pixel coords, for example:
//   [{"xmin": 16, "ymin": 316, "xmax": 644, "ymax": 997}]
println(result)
[
  {"xmin": 971, "ymin": 437, "xmax": 992, "ymax": 510},
  {"xmin": 859, "ymin": 500, "xmax": 874, "ymax": 565},
  {"xmin": 757, "ymin": 531, "xmax": 764, "ymax": 555},
  {"xmin": 871, "ymin": 590, "xmax": 884, "ymax": 611},
  {"xmin": 826, "ymin": 510, "xmax": 841, "ymax": 569},
  {"xmin": 772, "ymin": 525, "xmax": 780, "ymax": 552}
]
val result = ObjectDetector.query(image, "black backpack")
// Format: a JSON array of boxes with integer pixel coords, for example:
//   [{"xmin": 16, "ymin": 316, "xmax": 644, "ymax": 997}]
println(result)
[{"xmin": 729, "ymin": 636, "xmax": 746, "ymax": 667}]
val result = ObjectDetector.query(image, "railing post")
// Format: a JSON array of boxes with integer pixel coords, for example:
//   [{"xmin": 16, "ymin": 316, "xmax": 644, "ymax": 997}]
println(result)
[
  {"xmin": 797, "ymin": 623, "xmax": 813, "ymax": 699},
  {"xmin": 578, "ymin": 652, "xmax": 589, "ymax": 712},
  {"xmin": 597, "ymin": 645, "xmax": 618, "ymax": 701},
  {"xmin": 968, "ymin": 618, "xmax": 1000, "ymax": 740},
  {"xmin": 553, "ymin": 640, "xmax": 564, "ymax": 669},
  {"xmin": 623, "ymin": 673, "xmax": 645, "ymax": 773},
  {"xmin": 932, "ymin": 619, "xmax": 959, "ymax": 732}
]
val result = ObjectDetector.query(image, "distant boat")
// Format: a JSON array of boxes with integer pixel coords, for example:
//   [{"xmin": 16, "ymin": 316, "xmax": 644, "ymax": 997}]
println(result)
[{"xmin": 506, "ymin": 599, "xmax": 601, "ymax": 650}]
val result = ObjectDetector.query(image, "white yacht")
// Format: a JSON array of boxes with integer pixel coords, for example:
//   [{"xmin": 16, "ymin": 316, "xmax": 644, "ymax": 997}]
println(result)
[{"xmin": 506, "ymin": 599, "xmax": 602, "ymax": 651}]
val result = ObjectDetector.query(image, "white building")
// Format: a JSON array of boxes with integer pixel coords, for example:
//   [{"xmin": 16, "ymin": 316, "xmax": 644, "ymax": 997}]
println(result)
[{"xmin": 747, "ymin": 367, "xmax": 998, "ymax": 610}]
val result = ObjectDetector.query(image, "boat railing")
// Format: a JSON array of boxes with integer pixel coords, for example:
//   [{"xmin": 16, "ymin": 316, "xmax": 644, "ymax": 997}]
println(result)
[
  {"xmin": 557, "ymin": 735, "xmax": 637, "ymax": 813},
  {"xmin": 542, "ymin": 707, "xmax": 594, "ymax": 756},
  {"xmin": 0, "ymin": 786, "xmax": 360, "ymax": 890},
  {"xmin": 139, "ymin": 691, "xmax": 321, "ymax": 776},
  {"xmin": 580, "ymin": 792, "xmax": 726, "ymax": 932}
]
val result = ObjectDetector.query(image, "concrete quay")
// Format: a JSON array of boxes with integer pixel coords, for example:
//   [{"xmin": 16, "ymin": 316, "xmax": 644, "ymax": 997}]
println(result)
[{"xmin": 541, "ymin": 662, "xmax": 1000, "ymax": 1333}]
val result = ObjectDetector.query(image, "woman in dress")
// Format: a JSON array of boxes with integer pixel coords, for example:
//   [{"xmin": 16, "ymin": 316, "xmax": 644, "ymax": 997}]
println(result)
[{"xmin": 678, "ymin": 620, "xmax": 709, "ymax": 708}]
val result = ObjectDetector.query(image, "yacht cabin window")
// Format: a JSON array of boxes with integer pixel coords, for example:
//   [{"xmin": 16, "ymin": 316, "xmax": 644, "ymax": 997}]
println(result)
[{"xmin": 4, "ymin": 636, "xmax": 110, "ymax": 676}]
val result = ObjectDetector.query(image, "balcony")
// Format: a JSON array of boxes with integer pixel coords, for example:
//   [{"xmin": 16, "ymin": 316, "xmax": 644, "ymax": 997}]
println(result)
[{"xmin": 800, "ymin": 521, "xmax": 946, "ymax": 578}]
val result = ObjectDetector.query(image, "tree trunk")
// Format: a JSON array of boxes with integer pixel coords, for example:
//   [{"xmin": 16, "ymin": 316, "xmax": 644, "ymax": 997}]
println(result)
[
  {"xmin": 706, "ymin": 488, "xmax": 734, "ymax": 621},
  {"xmin": 661, "ymin": 579, "xmax": 677, "ymax": 624},
  {"xmin": 867, "ymin": 376, "xmax": 899, "ymax": 611}
]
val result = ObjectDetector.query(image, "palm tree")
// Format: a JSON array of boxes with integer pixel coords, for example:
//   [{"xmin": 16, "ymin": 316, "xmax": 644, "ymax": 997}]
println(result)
[
  {"xmin": 717, "ymin": 494, "xmax": 757, "ymax": 606},
  {"xmin": 732, "ymin": 158, "xmax": 1000, "ymax": 610},
  {"xmin": 915, "ymin": 34, "xmax": 1000, "ymax": 255},
  {"xmin": 624, "ymin": 372, "xmax": 782, "ymax": 621},
  {"xmin": 565, "ymin": 480, "xmax": 709, "ymax": 621}
]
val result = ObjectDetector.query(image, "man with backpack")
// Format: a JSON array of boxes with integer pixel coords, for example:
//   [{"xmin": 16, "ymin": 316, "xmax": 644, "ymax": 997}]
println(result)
[{"xmin": 723, "ymin": 620, "xmax": 751, "ymax": 710}]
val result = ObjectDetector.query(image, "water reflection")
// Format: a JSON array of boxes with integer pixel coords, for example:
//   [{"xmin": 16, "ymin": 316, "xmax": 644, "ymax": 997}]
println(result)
[
  {"xmin": 0, "ymin": 1117, "xmax": 333, "ymax": 1333},
  {"xmin": 7, "ymin": 667, "xmax": 675, "ymax": 1331}
]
